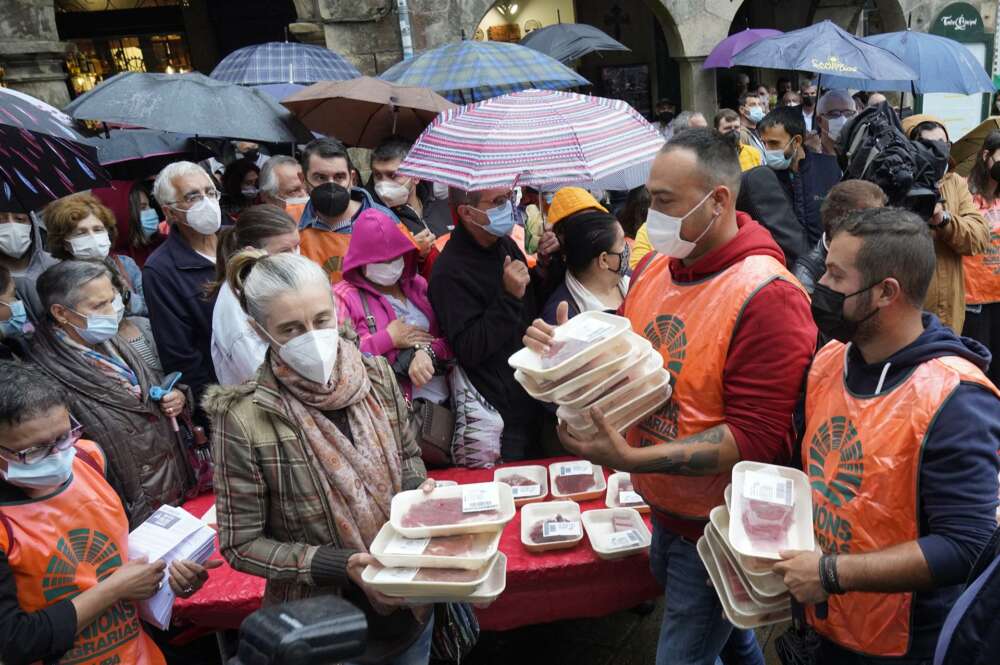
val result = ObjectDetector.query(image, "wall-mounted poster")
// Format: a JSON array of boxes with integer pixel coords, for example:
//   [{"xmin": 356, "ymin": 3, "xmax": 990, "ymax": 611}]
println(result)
[
  {"xmin": 600, "ymin": 64, "xmax": 651, "ymax": 118},
  {"xmin": 487, "ymin": 24, "xmax": 522, "ymax": 42}
]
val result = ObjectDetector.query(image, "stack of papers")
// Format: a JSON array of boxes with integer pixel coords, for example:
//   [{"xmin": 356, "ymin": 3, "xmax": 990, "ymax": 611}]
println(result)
[{"xmin": 128, "ymin": 504, "xmax": 217, "ymax": 630}]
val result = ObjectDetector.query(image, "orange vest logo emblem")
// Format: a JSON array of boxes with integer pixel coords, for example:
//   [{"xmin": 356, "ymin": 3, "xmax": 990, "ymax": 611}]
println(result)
[
  {"xmin": 44, "ymin": 528, "xmax": 123, "ymax": 603},
  {"xmin": 641, "ymin": 314, "xmax": 687, "ymax": 379},
  {"xmin": 807, "ymin": 416, "xmax": 864, "ymax": 508}
]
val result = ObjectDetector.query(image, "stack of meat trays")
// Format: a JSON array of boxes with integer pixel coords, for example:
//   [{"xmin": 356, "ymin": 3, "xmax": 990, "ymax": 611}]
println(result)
[
  {"xmin": 509, "ymin": 312, "xmax": 672, "ymax": 437},
  {"xmin": 696, "ymin": 462, "xmax": 813, "ymax": 628},
  {"xmin": 363, "ymin": 482, "xmax": 514, "ymax": 603}
]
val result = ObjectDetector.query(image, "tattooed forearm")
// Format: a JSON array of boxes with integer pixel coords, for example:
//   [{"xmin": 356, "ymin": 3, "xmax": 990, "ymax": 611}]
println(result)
[{"xmin": 632, "ymin": 425, "xmax": 734, "ymax": 476}]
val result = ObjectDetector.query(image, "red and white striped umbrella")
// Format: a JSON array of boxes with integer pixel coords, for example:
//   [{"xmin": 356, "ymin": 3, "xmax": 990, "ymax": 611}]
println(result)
[{"xmin": 398, "ymin": 89, "xmax": 665, "ymax": 192}]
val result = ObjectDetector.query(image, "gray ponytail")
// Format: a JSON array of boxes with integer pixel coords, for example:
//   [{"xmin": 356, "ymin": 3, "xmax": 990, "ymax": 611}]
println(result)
[{"xmin": 225, "ymin": 250, "xmax": 332, "ymax": 326}]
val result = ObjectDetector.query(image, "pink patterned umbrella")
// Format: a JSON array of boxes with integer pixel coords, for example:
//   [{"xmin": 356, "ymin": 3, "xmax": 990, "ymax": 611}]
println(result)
[{"xmin": 398, "ymin": 89, "xmax": 665, "ymax": 192}]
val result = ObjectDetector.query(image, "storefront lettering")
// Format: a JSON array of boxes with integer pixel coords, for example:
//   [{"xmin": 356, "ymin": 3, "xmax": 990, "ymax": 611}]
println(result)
[{"xmin": 941, "ymin": 14, "xmax": 978, "ymax": 31}]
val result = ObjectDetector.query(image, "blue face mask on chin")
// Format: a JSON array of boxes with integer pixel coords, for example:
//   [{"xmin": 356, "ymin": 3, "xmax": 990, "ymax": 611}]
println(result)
[{"xmin": 480, "ymin": 200, "xmax": 515, "ymax": 238}]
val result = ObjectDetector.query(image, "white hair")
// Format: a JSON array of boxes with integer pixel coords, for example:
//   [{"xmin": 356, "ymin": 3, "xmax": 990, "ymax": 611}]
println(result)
[
  {"xmin": 153, "ymin": 161, "xmax": 211, "ymax": 206},
  {"xmin": 259, "ymin": 155, "xmax": 300, "ymax": 197},
  {"xmin": 816, "ymin": 89, "xmax": 855, "ymax": 116},
  {"xmin": 670, "ymin": 111, "xmax": 707, "ymax": 133},
  {"xmin": 228, "ymin": 251, "xmax": 332, "ymax": 326}
]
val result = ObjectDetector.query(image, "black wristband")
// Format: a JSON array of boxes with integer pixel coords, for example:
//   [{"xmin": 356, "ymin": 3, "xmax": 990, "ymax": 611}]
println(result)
[
  {"xmin": 828, "ymin": 553, "xmax": 844, "ymax": 594},
  {"xmin": 819, "ymin": 554, "xmax": 845, "ymax": 595}
]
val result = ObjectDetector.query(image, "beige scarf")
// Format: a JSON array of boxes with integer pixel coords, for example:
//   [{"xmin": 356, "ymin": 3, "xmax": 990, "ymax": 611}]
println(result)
[{"xmin": 271, "ymin": 341, "xmax": 403, "ymax": 550}]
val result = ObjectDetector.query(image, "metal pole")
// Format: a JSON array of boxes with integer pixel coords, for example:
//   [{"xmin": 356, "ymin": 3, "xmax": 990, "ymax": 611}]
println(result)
[{"xmin": 397, "ymin": 0, "xmax": 415, "ymax": 61}]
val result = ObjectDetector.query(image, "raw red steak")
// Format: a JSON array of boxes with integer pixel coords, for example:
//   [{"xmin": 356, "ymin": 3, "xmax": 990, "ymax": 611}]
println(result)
[
  {"xmin": 400, "ymin": 497, "xmax": 500, "ymax": 528},
  {"xmin": 423, "ymin": 533, "xmax": 491, "ymax": 558},
  {"xmin": 528, "ymin": 514, "xmax": 580, "ymax": 544},
  {"xmin": 498, "ymin": 474, "xmax": 538, "ymax": 488},
  {"xmin": 541, "ymin": 337, "xmax": 593, "ymax": 368},
  {"xmin": 554, "ymin": 472, "xmax": 597, "ymax": 495},
  {"xmin": 741, "ymin": 497, "xmax": 794, "ymax": 549},
  {"xmin": 718, "ymin": 552, "xmax": 752, "ymax": 603},
  {"xmin": 414, "ymin": 567, "xmax": 482, "ymax": 583}
]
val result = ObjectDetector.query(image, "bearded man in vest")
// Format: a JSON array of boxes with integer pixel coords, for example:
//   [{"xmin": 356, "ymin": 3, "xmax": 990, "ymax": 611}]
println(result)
[
  {"xmin": 0, "ymin": 363, "xmax": 219, "ymax": 664},
  {"xmin": 774, "ymin": 208, "xmax": 1000, "ymax": 665},
  {"xmin": 525, "ymin": 128, "xmax": 817, "ymax": 665}
]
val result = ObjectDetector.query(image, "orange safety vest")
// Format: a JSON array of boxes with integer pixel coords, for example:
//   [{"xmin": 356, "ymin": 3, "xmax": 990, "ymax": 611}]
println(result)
[
  {"xmin": 430, "ymin": 225, "xmax": 538, "ymax": 268},
  {"xmin": 802, "ymin": 342, "xmax": 1000, "ymax": 657},
  {"xmin": 622, "ymin": 253, "xmax": 804, "ymax": 519},
  {"xmin": 300, "ymin": 222, "xmax": 417, "ymax": 284},
  {"xmin": 963, "ymin": 207, "xmax": 1000, "ymax": 305},
  {"xmin": 0, "ymin": 440, "xmax": 165, "ymax": 665}
]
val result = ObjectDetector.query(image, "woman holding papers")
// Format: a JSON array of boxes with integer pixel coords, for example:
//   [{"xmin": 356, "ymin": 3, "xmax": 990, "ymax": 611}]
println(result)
[
  {"xmin": 0, "ymin": 363, "xmax": 215, "ymax": 665},
  {"xmin": 28, "ymin": 261, "xmax": 195, "ymax": 529},
  {"xmin": 204, "ymin": 250, "xmax": 436, "ymax": 665}
]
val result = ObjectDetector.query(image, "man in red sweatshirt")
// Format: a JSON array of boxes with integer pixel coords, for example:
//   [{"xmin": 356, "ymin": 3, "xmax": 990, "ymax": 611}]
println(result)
[{"xmin": 526, "ymin": 128, "xmax": 816, "ymax": 665}]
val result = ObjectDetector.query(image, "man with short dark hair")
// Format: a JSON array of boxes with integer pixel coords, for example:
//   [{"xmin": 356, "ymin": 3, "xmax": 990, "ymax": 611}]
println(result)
[
  {"xmin": 297, "ymin": 138, "xmax": 398, "ymax": 282},
  {"xmin": 528, "ymin": 129, "xmax": 817, "ymax": 665},
  {"xmin": 756, "ymin": 105, "xmax": 841, "ymax": 246},
  {"xmin": 369, "ymin": 138, "xmax": 451, "ymax": 241},
  {"xmin": 776, "ymin": 208, "xmax": 1000, "ymax": 665},
  {"xmin": 800, "ymin": 79, "xmax": 818, "ymax": 132},
  {"xmin": 714, "ymin": 109, "xmax": 763, "ymax": 172}
]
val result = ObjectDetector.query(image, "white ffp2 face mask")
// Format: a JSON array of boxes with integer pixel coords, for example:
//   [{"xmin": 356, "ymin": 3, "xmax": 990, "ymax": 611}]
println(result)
[
  {"xmin": 364, "ymin": 258, "xmax": 405, "ymax": 286},
  {"xmin": 826, "ymin": 116, "xmax": 848, "ymax": 142},
  {"xmin": 68, "ymin": 231, "xmax": 112, "ymax": 260},
  {"xmin": 278, "ymin": 328, "xmax": 340, "ymax": 385},
  {"xmin": 644, "ymin": 191, "xmax": 718, "ymax": 259},
  {"xmin": 375, "ymin": 180, "xmax": 411, "ymax": 208},
  {"xmin": 183, "ymin": 197, "xmax": 222, "ymax": 235}
]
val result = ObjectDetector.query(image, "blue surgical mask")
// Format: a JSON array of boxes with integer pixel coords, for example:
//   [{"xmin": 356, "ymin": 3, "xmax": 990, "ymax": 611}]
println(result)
[
  {"xmin": 2, "ymin": 446, "xmax": 76, "ymax": 490},
  {"xmin": 0, "ymin": 299, "xmax": 30, "ymax": 339},
  {"xmin": 70, "ymin": 295, "xmax": 124, "ymax": 345},
  {"xmin": 480, "ymin": 200, "xmax": 515, "ymax": 238},
  {"xmin": 765, "ymin": 140, "xmax": 794, "ymax": 171},
  {"xmin": 748, "ymin": 107, "xmax": 765, "ymax": 123},
  {"xmin": 139, "ymin": 208, "xmax": 160, "ymax": 238}
]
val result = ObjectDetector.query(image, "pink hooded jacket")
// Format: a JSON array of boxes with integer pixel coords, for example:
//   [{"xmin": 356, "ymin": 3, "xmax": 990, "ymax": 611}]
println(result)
[{"xmin": 333, "ymin": 209, "xmax": 453, "ymax": 398}]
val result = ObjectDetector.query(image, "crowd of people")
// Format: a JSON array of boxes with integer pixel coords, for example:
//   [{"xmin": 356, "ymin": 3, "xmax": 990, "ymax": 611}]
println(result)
[{"xmin": 0, "ymin": 73, "xmax": 999, "ymax": 665}]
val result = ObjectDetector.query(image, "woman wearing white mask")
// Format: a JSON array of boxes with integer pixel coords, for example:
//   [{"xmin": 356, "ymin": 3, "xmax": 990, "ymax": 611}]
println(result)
[
  {"xmin": 28, "ymin": 260, "xmax": 194, "ymax": 528},
  {"xmin": 333, "ymin": 209, "xmax": 453, "ymax": 404},
  {"xmin": 205, "ymin": 249, "xmax": 435, "ymax": 665},
  {"xmin": 208, "ymin": 204, "xmax": 300, "ymax": 385},
  {"xmin": 0, "ymin": 210, "xmax": 57, "ymax": 324}
]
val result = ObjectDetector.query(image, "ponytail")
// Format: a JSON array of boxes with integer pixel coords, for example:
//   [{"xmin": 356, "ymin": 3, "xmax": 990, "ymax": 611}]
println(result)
[{"xmin": 204, "ymin": 204, "xmax": 297, "ymax": 299}]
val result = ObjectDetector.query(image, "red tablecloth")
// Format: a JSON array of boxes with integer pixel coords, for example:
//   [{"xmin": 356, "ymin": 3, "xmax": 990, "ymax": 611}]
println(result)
[{"xmin": 173, "ymin": 457, "xmax": 661, "ymax": 631}]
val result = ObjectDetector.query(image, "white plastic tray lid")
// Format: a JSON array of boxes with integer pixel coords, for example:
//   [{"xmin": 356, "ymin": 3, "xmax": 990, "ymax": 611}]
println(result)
[
  {"xmin": 728, "ymin": 461, "xmax": 814, "ymax": 560},
  {"xmin": 508, "ymin": 311, "xmax": 631, "ymax": 378}
]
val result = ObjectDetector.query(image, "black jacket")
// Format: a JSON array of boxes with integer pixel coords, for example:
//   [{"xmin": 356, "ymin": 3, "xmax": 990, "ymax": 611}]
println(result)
[
  {"xmin": 773, "ymin": 149, "xmax": 841, "ymax": 246},
  {"xmin": 428, "ymin": 222, "xmax": 551, "ymax": 460},
  {"xmin": 736, "ymin": 166, "xmax": 807, "ymax": 266},
  {"xmin": 370, "ymin": 182, "xmax": 453, "ymax": 237}
]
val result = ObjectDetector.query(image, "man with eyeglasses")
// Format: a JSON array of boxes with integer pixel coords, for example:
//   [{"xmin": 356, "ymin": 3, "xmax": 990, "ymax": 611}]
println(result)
[
  {"xmin": 0, "ymin": 362, "xmax": 217, "ymax": 665},
  {"xmin": 813, "ymin": 89, "xmax": 859, "ymax": 156},
  {"xmin": 144, "ymin": 161, "xmax": 222, "ymax": 425},
  {"xmin": 428, "ymin": 186, "xmax": 559, "ymax": 461}
]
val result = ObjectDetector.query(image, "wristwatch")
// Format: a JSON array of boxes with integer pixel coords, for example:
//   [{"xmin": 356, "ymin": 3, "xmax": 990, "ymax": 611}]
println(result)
[{"xmin": 931, "ymin": 210, "xmax": 952, "ymax": 228}]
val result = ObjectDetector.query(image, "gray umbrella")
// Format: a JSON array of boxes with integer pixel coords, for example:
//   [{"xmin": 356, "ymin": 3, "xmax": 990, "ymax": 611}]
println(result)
[
  {"xmin": 519, "ymin": 23, "xmax": 630, "ymax": 64},
  {"xmin": 65, "ymin": 71, "xmax": 312, "ymax": 144}
]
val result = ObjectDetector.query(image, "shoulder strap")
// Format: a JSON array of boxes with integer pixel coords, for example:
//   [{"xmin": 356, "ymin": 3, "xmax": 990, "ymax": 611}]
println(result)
[{"xmin": 358, "ymin": 291, "xmax": 378, "ymax": 335}]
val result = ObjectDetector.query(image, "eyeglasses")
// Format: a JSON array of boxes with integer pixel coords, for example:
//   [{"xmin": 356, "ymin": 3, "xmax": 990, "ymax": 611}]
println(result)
[
  {"xmin": 0, "ymin": 418, "xmax": 83, "ymax": 464},
  {"xmin": 821, "ymin": 109, "xmax": 858, "ymax": 120},
  {"xmin": 173, "ymin": 189, "xmax": 220, "ymax": 206}
]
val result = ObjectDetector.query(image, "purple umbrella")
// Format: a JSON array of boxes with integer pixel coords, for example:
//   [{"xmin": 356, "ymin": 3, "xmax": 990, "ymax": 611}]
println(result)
[{"xmin": 703, "ymin": 28, "xmax": 783, "ymax": 69}]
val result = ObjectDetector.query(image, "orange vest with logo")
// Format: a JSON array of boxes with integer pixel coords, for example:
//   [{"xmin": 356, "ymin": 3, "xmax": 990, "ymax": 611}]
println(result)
[
  {"xmin": 623, "ymin": 253, "xmax": 804, "ymax": 519},
  {"xmin": 0, "ymin": 441, "xmax": 165, "ymax": 665},
  {"xmin": 802, "ymin": 342, "xmax": 1000, "ymax": 657},
  {"xmin": 963, "ymin": 206, "xmax": 1000, "ymax": 305},
  {"xmin": 301, "ymin": 222, "xmax": 417, "ymax": 284}
]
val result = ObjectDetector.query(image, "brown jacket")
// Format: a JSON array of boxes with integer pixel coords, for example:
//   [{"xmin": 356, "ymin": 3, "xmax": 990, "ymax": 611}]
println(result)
[{"xmin": 925, "ymin": 173, "xmax": 991, "ymax": 332}]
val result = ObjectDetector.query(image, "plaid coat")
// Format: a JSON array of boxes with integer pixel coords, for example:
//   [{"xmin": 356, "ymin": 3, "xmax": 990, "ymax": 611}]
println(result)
[{"xmin": 204, "ymin": 341, "xmax": 426, "ymax": 607}]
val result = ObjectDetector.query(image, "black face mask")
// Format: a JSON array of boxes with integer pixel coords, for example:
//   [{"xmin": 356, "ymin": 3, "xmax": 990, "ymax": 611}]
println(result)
[
  {"xmin": 989, "ymin": 161, "xmax": 1000, "ymax": 183},
  {"xmin": 241, "ymin": 149, "xmax": 260, "ymax": 163},
  {"xmin": 810, "ymin": 282, "xmax": 880, "ymax": 343},
  {"xmin": 801, "ymin": 95, "xmax": 815, "ymax": 108},
  {"xmin": 309, "ymin": 182, "xmax": 351, "ymax": 219},
  {"xmin": 657, "ymin": 112, "xmax": 675, "ymax": 124}
]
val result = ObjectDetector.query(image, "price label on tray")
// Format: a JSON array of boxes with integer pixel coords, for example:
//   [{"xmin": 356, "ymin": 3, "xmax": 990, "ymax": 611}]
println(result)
[
  {"xmin": 375, "ymin": 567, "xmax": 419, "ymax": 583},
  {"xmin": 510, "ymin": 484, "xmax": 541, "ymax": 499},
  {"xmin": 462, "ymin": 484, "xmax": 500, "ymax": 513},
  {"xmin": 607, "ymin": 529, "xmax": 642, "ymax": 550},
  {"xmin": 557, "ymin": 460, "xmax": 593, "ymax": 477},
  {"xmin": 543, "ymin": 520, "xmax": 582, "ymax": 538},
  {"xmin": 563, "ymin": 318, "xmax": 615, "ymax": 343},
  {"xmin": 383, "ymin": 535, "xmax": 430, "ymax": 556},
  {"xmin": 618, "ymin": 490, "xmax": 644, "ymax": 506},
  {"xmin": 744, "ymin": 470, "xmax": 794, "ymax": 507}
]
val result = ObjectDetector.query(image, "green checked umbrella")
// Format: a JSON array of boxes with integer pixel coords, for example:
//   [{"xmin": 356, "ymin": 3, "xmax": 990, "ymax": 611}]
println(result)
[{"xmin": 379, "ymin": 41, "xmax": 589, "ymax": 104}]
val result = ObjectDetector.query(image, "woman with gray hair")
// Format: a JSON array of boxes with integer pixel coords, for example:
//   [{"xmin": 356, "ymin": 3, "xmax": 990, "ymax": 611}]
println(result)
[
  {"xmin": 204, "ymin": 250, "xmax": 436, "ymax": 665},
  {"xmin": 28, "ymin": 260, "xmax": 194, "ymax": 528}
]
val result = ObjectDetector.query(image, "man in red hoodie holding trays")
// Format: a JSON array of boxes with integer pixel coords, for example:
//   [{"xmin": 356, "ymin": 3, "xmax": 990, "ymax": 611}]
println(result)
[{"xmin": 525, "ymin": 128, "xmax": 816, "ymax": 665}]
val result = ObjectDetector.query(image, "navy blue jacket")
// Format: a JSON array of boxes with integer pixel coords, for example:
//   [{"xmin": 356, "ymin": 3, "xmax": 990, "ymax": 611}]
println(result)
[
  {"xmin": 142, "ymin": 229, "xmax": 218, "ymax": 421},
  {"xmin": 774, "ymin": 149, "xmax": 841, "ymax": 247},
  {"xmin": 842, "ymin": 314, "xmax": 1000, "ymax": 659}
]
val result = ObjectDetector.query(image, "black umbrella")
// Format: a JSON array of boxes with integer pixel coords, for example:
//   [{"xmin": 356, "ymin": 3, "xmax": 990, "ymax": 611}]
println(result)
[
  {"xmin": 0, "ymin": 88, "xmax": 108, "ymax": 213},
  {"xmin": 65, "ymin": 71, "xmax": 313, "ymax": 144},
  {"xmin": 81, "ymin": 128, "xmax": 215, "ymax": 180},
  {"xmin": 519, "ymin": 23, "xmax": 630, "ymax": 63}
]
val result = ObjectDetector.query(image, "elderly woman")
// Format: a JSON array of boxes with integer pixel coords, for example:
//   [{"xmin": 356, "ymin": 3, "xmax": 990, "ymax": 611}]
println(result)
[
  {"xmin": 29, "ymin": 260, "xmax": 193, "ymax": 528},
  {"xmin": 205, "ymin": 250, "xmax": 434, "ymax": 665}
]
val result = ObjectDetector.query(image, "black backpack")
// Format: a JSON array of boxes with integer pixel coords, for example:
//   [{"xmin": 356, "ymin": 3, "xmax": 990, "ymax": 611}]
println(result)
[{"xmin": 933, "ymin": 525, "xmax": 1000, "ymax": 665}]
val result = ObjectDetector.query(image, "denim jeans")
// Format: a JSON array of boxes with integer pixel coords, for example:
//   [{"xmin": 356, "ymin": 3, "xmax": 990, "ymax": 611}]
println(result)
[{"xmin": 649, "ymin": 522, "xmax": 765, "ymax": 665}]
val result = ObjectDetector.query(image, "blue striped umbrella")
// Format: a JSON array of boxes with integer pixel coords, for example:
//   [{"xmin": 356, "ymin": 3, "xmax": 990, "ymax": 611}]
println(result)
[
  {"xmin": 210, "ymin": 42, "xmax": 360, "ymax": 86},
  {"xmin": 379, "ymin": 41, "xmax": 589, "ymax": 104}
]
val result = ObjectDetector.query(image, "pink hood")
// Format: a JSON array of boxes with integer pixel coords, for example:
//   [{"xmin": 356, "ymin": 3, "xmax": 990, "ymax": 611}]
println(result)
[{"xmin": 342, "ymin": 208, "xmax": 421, "ymax": 294}]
